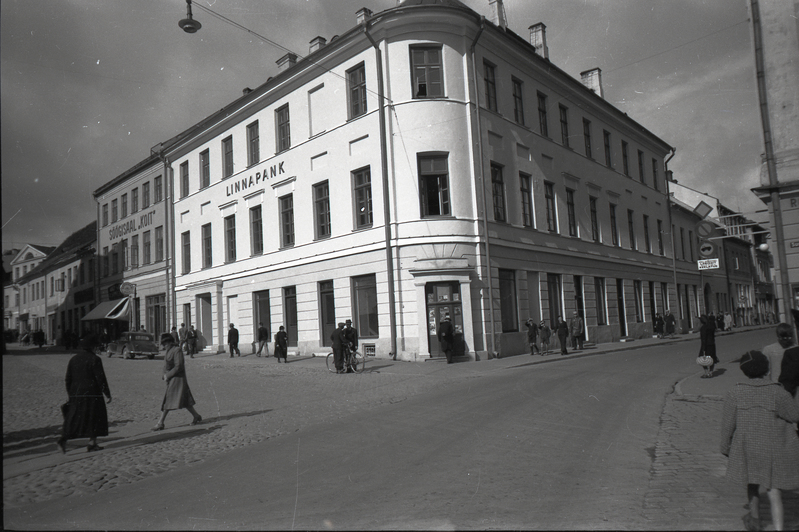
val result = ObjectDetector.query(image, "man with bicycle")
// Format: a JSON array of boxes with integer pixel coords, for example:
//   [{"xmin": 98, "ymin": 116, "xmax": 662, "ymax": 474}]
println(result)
[
  {"xmin": 343, "ymin": 320, "xmax": 359, "ymax": 373},
  {"xmin": 331, "ymin": 322, "xmax": 346, "ymax": 373}
]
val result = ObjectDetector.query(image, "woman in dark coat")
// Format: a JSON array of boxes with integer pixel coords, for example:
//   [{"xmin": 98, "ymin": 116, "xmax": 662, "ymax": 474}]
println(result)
[
  {"xmin": 698, "ymin": 314, "xmax": 718, "ymax": 378},
  {"xmin": 556, "ymin": 316, "xmax": 569, "ymax": 356},
  {"xmin": 57, "ymin": 334, "xmax": 112, "ymax": 453},
  {"xmin": 274, "ymin": 326, "xmax": 288, "ymax": 362},
  {"xmin": 152, "ymin": 333, "xmax": 201, "ymax": 431}
]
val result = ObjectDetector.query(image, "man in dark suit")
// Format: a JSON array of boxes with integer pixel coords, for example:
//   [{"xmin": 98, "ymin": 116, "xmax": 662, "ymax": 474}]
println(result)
[
  {"xmin": 331, "ymin": 322, "xmax": 345, "ymax": 373},
  {"xmin": 256, "ymin": 322, "xmax": 270, "ymax": 357},
  {"xmin": 228, "ymin": 323, "xmax": 240, "ymax": 357},
  {"xmin": 437, "ymin": 314, "xmax": 454, "ymax": 364}
]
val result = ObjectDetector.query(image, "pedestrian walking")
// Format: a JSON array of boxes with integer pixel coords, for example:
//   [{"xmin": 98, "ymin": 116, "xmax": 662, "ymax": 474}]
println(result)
[
  {"xmin": 654, "ymin": 312, "xmax": 664, "ymax": 339},
  {"xmin": 170, "ymin": 326, "xmax": 180, "ymax": 345},
  {"xmin": 152, "ymin": 333, "xmax": 201, "ymax": 431},
  {"xmin": 763, "ymin": 323, "xmax": 795, "ymax": 383},
  {"xmin": 525, "ymin": 318, "xmax": 540, "ymax": 355},
  {"xmin": 724, "ymin": 312, "xmax": 733, "ymax": 332},
  {"xmin": 698, "ymin": 314, "xmax": 718, "ymax": 378},
  {"xmin": 556, "ymin": 316, "xmax": 569, "ymax": 356},
  {"xmin": 256, "ymin": 322, "xmax": 270, "ymax": 357},
  {"xmin": 187, "ymin": 325, "xmax": 198, "ymax": 357},
  {"xmin": 57, "ymin": 334, "xmax": 112, "ymax": 454},
  {"xmin": 227, "ymin": 323, "xmax": 240, "ymax": 357},
  {"xmin": 331, "ymin": 322, "xmax": 345, "ymax": 373},
  {"xmin": 720, "ymin": 350, "xmax": 799, "ymax": 532},
  {"xmin": 437, "ymin": 314, "xmax": 455, "ymax": 364},
  {"xmin": 664, "ymin": 309, "xmax": 676, "ymax": 338},
  {"xmin": 716, "ymin": 313, "xmax": 725, "ymax": 332},
  {"xmin": 274, "ymin": 326, "xmax": 288, "ymax": 363},
  {"xmin": 539, "ymin": 320, "xmax": 551, "ymax": 355},
  {"xmin": 569, "ymin": 311, "xmax": 584, "ymax": 350}
]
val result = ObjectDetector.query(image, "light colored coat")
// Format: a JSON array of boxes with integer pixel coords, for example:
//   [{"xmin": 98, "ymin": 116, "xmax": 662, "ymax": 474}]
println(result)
[{"xmin": 161, "ymin": 345, "xmax": 195, "ymax": 411}]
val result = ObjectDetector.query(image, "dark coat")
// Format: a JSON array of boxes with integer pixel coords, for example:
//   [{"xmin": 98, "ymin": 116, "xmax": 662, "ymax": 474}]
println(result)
[
  {"xmin": 526, "ymin": 322, "xmax": 538, "ymax": 341},
  {"xmin": 343, "ymin": 326, "xmax": 359, "ymax": 348},
  {"xmin": 62, "ymin": 351, "xmax": 111, "ymax": 439},
  {"xmin": 331, "ymin": 328, "xmax": 344, "ymax": 350},
  {"xmin": 780, "ymin": 346, "xmax": 799, "ymax": 397},
  {"xmin": 161, "ymin": 345, "xmax": 195, "ymax": 411},
  {"xmin": 437, "ymin": 320, "xmax": 454, "ymax": 352},
  {"xmin": 556, "ymin": 321, "xmax": 569, "ymax": 339},
  {"xmin": 257, "ymin": 326, "xmax": 269, "ymax": 342},
  {"xmin": 664, "ymin": 313, "xmax": 676, "ymax": 333},
  {"xmin": 699, "ymin": 319, "xmax": 717, "ymax": 363},
  {"xmin": 227, "ymin": 327, "xmax": 239, "ymax": 344},
  {"xmin": 275, "ymin": 330, "xmax": 288, "ymax": 358}
]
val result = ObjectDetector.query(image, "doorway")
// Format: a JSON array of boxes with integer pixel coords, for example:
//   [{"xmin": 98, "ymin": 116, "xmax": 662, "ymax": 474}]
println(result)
[
  {"xmin": 425, "ymin": 282, "xmax": 463, "ymax": 357},
  {"xmin": 319, "ymin": 281, "xmax": 335, "ymax": 347},
  {"xmin": 197, "ymin": 293, "xmax": 213, "ymax": 348}
]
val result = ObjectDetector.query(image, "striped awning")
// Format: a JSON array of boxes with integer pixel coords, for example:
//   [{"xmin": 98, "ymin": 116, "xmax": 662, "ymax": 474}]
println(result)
[{"xmin": 81, "ymin": 298, "xmax": 130, "ymax": 321}]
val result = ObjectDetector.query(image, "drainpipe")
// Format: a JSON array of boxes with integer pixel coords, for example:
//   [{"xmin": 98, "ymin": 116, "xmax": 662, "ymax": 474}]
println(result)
[
  {"xmin": 152, "ymin": 147, "xmax": 177, "ymax": 335},
  {"xmin": 470, "ymin": 19, "xmax": 496, "ymax": 358},
  {"xmin": 664, "ymin": 148, "xmax": 679, "ymax": 320},
  {"xmin": 363, "ymin": 23, "xmax": 397, "ymax": 360}
]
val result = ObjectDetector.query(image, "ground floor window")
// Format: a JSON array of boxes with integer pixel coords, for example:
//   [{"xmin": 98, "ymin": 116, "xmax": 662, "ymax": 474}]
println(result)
[
  {"xmin": 146, "ymin": 294, "xmax": 166, "ymax": 339},
  {"xmin": 617, "ymin": 279, "xmax": 627, "ymax": 337},
  {"xmin": 546, "ymin": 273, "xmax": 562, "ymax": 326},
  {"xmin": 254, "ymin": 290, "xmax": 270, "ymax": 338},
  {"xmin": 352, "ymin": 274, "xmax": 378, "ymax": 338},
  {"xmin": 283, "ymin": 286, "xmax": 298, "ymax": 346},
  {"xmin": 498, "ymin": 269, "xmax": 518, "ymax": 332},
  {"xmin": 318, "ymin": 281, "xmax": 335, "ymax": 347},
  {"xmin": 634, "ymin": 280, "xmax": 643, "ymax": 322},
  {"xmin": 183, "ymin": 303, "xmax": 192, "ymax": 328}
]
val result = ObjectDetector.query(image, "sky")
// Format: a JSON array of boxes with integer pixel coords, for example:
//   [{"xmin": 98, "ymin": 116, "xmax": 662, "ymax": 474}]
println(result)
[{"xmin": 1, "ymin": 0, "xmax": 764, "ymax": 251}]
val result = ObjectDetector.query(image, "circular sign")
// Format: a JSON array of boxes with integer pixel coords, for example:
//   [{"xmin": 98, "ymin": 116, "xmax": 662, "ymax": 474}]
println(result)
[
  {"xmin": 698, "ymin": 240, "xmax": 716, "ymax": 258},
  {"xmin": 696, "ymin": 221, "xmax": 715, "ymax": 239},
  {"xmin": 119, "ymin": 282, "xmax": 136, "ymax": 296}
]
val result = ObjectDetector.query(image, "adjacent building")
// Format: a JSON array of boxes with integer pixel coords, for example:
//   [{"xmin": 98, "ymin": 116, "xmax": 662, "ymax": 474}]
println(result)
[{"xmin": 3, "ymin": 244, "xmax": 55, "ymax": 336}]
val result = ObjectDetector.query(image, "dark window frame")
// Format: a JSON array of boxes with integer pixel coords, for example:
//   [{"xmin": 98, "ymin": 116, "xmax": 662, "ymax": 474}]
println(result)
[
  {"xmin": 410, "ymin": 45, "xmax": 444, "ymax": 99},
  {"xmin": 512, "ymin": 77, "xmax": 525, "ymax": 125},
  {"xmin": 491, "ymin": 162, "xmax": 506, "ymax": 222},
  {"xmin": 544, "ymin": 181, "xmax": 557, "ymax": 233},
  {"xmin": 313, "ymin": 181, "xmax": 331, "ymax": 240},
  {"xmin": 483, "ymin": 60, "xmax": 497, "ymax": 112},
  {"xmin": 347, "ymin": 63, "xmax": 367, "ymax": 119},
  {"xmin": 418, "ymin": 154, "xmax": 451, "ymax": 218}
]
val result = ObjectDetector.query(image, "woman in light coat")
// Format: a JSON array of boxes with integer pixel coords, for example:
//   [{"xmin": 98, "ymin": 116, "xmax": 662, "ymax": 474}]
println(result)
[
  {"xmin": 153, "ymin": 333, "xmax": 202, "ymax": 430},
  {"xmin": 720, "ymin": 351, "xmax": 799, "ymax": 531}
]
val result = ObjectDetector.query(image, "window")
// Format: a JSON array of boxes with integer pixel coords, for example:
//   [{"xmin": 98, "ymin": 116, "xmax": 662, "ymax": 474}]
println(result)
[
  {"xmin": 102, "ymin": 204, "xmax": 108, "ymax": 226},
  {"xmin": 622, "ymin": 141, "xmax": 630, "ymax": 176},
  {"xmin": 544, "ymin": 182, "xmax": 557, "ymax": 233},
  {"xmin": 250, "ymin": 206, "xmax": 263, "ymax": 255},
  {"xmin": 688, "ymin": 230, "xmax": 694, "ymax": 262},
  {"xmin": 276, "ymin": 105, "xmax": 291, "ymax": 153},
  {"xmin": 566, "ymin": 189, "xmax": 577, "ymax": 237},
  {"xmin": 200, "ymin": 149, "xmax": 210, "ymax": 189},
  {"xmin": 347, "ymin": 63, "xmax": 367, "ymax": 119},
  {"xmin": 559, "ymin": 105, "xmax": 569, "ymax": 147},
  {"xmin": 111, "ymin": 245, "xmax": 119, "ymax": 274},
  {"xmin": 102, "ymin": 247, "xmax": 109, "ymax": 276},
  {"xmin": 627, "ymin": 209, "xmax": 636, "ymax": 250},
  {"xmin": 410, "ymin": 46, "xmax": 443, "ymax": 98},
  {"xmin": 280, "ymin": 194, "xmax": 295, "ymax": 247},
  {"xmin": 589, "ymin": 196, "xmax": 600, "ymax": 242},
  {"xmin": 142, "ymin": 182, "xmax": 150, "ymax": 208},
  {"xmin": 352, "ymin": 274, "xmax": 379, "ymax": 337},
  {"xmin": 353, "ymin": 167, "xmax": 373, "ymax": 228},
  {"xmin": 638, "ymin": 150, "xmax": 645, "ymax": 184},
  {"xmin": 643, "ymin": 215, "xmax": 651, "ymax": 253},
  {"xmin": 499, "ymin": 269, "xmax": 518, "ymax": 332},
  {"xmin": 537, "ymin": 92, "xmax": 548, "ymax": 137},
  {"xmin": 520, "ymin": 173, "xmax": 532, "ymax": 227},
  {"xmin": 143, "ymin": 230, "xmax": 151, "ymax": 264},
  {"xmin": 314, "ymin": 181, "xmax": 331, "ymax": 239},
  {"xmin": 112, "ymin": 199, "xmax": 118, "ymax": 222},
  {"xmin": 491, "ymin": 163, "xmax": 506, "ymax": 222},
  {"xmin": 603, "ymin": 130, "xmax": 612, "ymax": 168},
  {"xmin": 80, "ymin": 263, "xmax": 85, "ymax": 284},
  {"xmin": 634, "ymin": 280, "xmax": 644, "ymax": 322},
  {"xmin": 283, "ymin": 286, "xmax": 298, "ymax": 346},
  {"xmin": 652, "ymin": 158, "xmax": 660, "ymax": 190},
  {"xmin": 609, "ymin": 204, "xmax": 619, "ymax": 246},
  {"xmin": 155, "ymin": 225, "xmax": 164, "ymax": 262},
  {"xmin": 483, "ymin": 61, "xmax": 497, "ymax": 112},
  {"xmin": 121, "ymin": 194, "xmax": 128, "ymax": 217},
  {"xmin": 50, "ymin": 276, "xmax": 54, "ymax": 296},
  {"xmin": 121, "ymin": 239, "xmax": 128, "ymax": 269},
  {"xmin": 247, "ymin": 121, "xmax": 260, "ymax": 166},
  {"xmin": 131, "ymin": 234, "xmax": 139, "ymax": 268},
  {"xmin": 512, "ymin": 77, "xmax": 524, "ymax": 125},
  {"xmin": 680, "ymin": 227, "xmax": 686, "ymax": 260},
  {"xmin": 583, "ymin": 118, "xmax": 592, "ymax": 158},
  {"xmin": 201, "ymin": 223, "xmax": 212, "ymax": 268},
  {"xmin": 419, "ymin": 155, "xmax": 450, "ymax": 217},
  {"xmin": 222, "ymin": 136, "xmax": 234, "ymax": 178},
  {"xmin": 224, "ymin": 215, "xmax": 236, "ymax": 262},
  {"xmin": 154, "ymin": 176, "xmax": 162, "ymax": 202},
  {"xmin": 132, "ymin": 188, "xmax": 139, "ymax": 213},
  {"xmin": 180, "ymin": 161, "xmax": 189, "ymax": 198}
]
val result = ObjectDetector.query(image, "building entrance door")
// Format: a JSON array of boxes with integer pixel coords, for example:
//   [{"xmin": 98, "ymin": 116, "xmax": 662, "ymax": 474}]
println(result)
[
  {"xmin": 425, "ymin": 282, "xmax": 464, "ymax": 357},
  {"xmin": 197, "ymin": 294, "xmax": 213, "ymax": 349},
  {"xmin": 319, "ymin": 281, "xmax": 335, "ymax": 347}
]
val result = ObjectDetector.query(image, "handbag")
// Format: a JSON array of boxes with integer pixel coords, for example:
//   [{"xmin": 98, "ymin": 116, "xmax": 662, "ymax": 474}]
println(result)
[{"xmin": 696, "ymin": 355, "xmax": 713, "ymax": 366}]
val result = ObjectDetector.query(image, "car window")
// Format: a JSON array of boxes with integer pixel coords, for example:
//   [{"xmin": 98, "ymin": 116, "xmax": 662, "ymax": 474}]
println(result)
[{"xmin": 131, "ymin": 335, "xmax": 152, "ymax": 341}]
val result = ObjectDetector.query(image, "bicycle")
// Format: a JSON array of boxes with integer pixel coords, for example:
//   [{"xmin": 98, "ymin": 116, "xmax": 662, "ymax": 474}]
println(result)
[{"xmin": 326, "ymin": 344, "xmax": 365, "ymax": 374}]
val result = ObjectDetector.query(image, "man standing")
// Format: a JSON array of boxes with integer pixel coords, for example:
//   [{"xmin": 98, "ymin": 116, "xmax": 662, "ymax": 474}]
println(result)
[
  {"xmin": 569, "ymin": 311, "xmax": 584, "ymax": 350},
  {"xmin": 187, "ymin": 325, "xmax": 197, "ymax": 358},
  {"xmin": 170, "ymin": 326, "xmax": 180, "ymax": 345},
  {"xmin": 763, "ymin": 322, "xmax": 795, "ymax": 382},
  {"xmin": 331, "ymin": 322, "xmax": 346, "ymax": 373},
  {"xmin": 178, "ymin": 323, "xmax": 188, "ymax": 349},
  {"xmin": 526, "ymin": 318, "xmax": 539, "ymax": 355},
  {"xmin": 664, "ymin": 309, "xmax": 676, "ymax": 338},
  {"xmin": 343, "ymin": 319, "xmax": 359, "ymax": 353},
  {"xmin": 256, "ymin": 322, "xmax": 270, "ymax": 357},
  {"xmin": 228, "ymin": 323, "xmax": 240, "ymax": 357},
  {"xmin": 437, "ymin": 314, "xmax": 455, "ymax": 364},
  {"xmin": 556, "ymin": 316, "xmax": 569, "ymax": 355}
]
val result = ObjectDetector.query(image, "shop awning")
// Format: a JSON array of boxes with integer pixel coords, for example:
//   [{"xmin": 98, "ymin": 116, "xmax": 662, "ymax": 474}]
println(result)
[{"xmin": 81, "ymin": 298, "xmax": 130, "ymax": 321}]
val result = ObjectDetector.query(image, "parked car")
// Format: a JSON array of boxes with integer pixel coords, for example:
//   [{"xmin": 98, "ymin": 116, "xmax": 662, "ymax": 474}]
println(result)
[{"xmin": 106, "ymin": 332, "xmax": 159, "ymax": 359}]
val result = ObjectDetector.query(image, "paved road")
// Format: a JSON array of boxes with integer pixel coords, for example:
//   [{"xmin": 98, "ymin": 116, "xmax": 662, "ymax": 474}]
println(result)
[{"xmin": 4, "ymin": 327, "xmax": 797, "ymax": 530}]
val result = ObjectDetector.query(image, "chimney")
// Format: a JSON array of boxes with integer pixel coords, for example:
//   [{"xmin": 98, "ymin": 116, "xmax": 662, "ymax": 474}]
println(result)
[
  {"xmin": 356, "ymin": 7, "xmax": 373, "ymax": 25},
  {"xmin": 489, "ymin": 0, "xmax": 507, "ymax": 30},
  {"xmin": 309, "ymin": 36, "xmax": 327, "ymax": 54},
  {"xmin": 242, "ymin": 87, "xmax": 252, "ymax": 95},
  {"xmin": 529, "ymin": 23, "xmax": 549, "ymax": 60},
  {"xmin": 276, "ymin": 53, "xmax": 298, "ymax": 72},
  {"xmin": 580, "ymin": 68, "xmax": 604, "ymax": 98}
]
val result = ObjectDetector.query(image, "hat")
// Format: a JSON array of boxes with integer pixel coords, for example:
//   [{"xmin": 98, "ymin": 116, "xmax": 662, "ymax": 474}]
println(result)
[
  {"xmin": 345, "ymin": 319, "xmax": 352, "ymax": 324},
  {"xmin": 79, "ymin": 333, "xmax": 100, "ymax": 351},
  {"xmin": 160, "ymin": 332, "xmax": 175, "ymax": 345}
]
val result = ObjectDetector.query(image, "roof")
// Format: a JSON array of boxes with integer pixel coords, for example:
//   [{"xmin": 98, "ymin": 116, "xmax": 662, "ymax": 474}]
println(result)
[{"xmin": 15, "ymin": 221, "xmax": 96, "ymax": 284}]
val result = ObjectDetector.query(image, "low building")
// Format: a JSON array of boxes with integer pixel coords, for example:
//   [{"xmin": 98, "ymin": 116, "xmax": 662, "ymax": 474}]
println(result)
[{"xmin": 4, "ymin": 244, "xmax": 55, "ymax": 336}]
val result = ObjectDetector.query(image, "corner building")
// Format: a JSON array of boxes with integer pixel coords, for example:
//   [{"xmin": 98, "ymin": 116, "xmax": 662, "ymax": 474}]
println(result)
[{"xmin": 163, "ymin": 0, "xmax": 676, "ymax": 360}]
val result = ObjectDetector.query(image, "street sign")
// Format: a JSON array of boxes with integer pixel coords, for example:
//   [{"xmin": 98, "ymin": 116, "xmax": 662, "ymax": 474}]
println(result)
[
  {"xmin": 698, "ymin": 258, "xmax": 720, "ymax": 270},
  {"xmin": 698, "ymin": 240, "xmax": 716, "ymax": 258},
  {"xmin": 119, "ymin": 282, "xmax": 136, "ymax": 296},
  {"xmin": 696, "ymin": 221, "xmax": 715, "ymax": 239}
]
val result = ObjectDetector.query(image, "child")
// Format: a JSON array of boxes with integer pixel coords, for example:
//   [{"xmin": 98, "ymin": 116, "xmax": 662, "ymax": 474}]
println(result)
[
  {"xmin": 720, "ymin": 351, "xmax": 799, "ymax": 531},
  {"xmin": 539, "ymin": 320, "xmax": 551, "ymax": 356}
]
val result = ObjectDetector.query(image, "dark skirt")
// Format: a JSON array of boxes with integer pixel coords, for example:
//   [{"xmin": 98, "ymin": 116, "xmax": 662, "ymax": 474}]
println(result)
[{"xmin": 63, "ymin": 395, "xmax": 109, "ymax": 439}]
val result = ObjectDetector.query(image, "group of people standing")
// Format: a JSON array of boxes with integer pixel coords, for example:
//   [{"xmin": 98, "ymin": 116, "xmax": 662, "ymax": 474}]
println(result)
[
  {"xmin": 253, "ymin": 322, "xmax": 288, "ymax": 362},
  {"xmin": 653, "ymin": 309, "xmax": 677, "ymax": 339},
  {"xmin": 525, "ymin": 312, "xmax": 584, "ymax": 356},
  {"xmin": 331, "ymin": 319, "xmax": 358, "ymax": 373}
]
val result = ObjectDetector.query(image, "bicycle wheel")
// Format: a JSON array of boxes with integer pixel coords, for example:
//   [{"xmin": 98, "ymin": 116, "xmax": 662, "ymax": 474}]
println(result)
[
  {"xmin": 326, "ymin": 353, "xmax": 337, "ymax": 373},
  {"xmin": 352, "ymin": 351, "xmax": 365, "ymax": 373}
]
